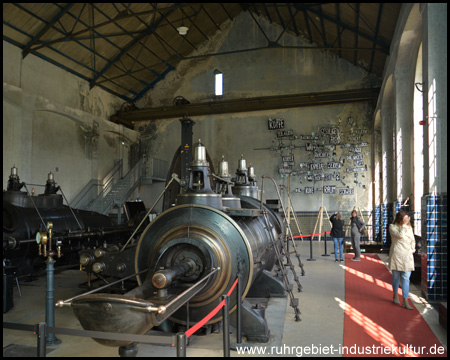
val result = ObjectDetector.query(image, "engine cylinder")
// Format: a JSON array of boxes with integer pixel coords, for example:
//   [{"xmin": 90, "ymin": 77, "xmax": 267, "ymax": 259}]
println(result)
[{"xmin": 134, "ymin": 198, "xmax": 283, "ymax": 326}]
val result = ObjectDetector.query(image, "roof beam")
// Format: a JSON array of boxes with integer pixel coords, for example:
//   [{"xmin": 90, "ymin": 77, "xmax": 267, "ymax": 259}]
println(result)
[
  {"xmin": 301, "ymin": 8, "xmax": 313, "ymax": 44},
  {"xmin": 22, "ymin": 3, "xmax": 75, "ymax": 58},
  {"xmin": 133, "ymin": 64, "xmax": 175, "ymax": 102},
  {"xmin": 336, "ymin": 4, "xmax": 342, "ymax": 57},
  {"xmin": 220, "ymin": 3, "xmax": 233, "ymax": 21},
  {"xmin": 369, "ymin": 4, "xmax": 384, "ymax": 74},
  {"xmin": 287, "ymin": 5, "xmax": 300, "ymax": 37},
  {"xmin": 201, "ymin": 5, "xmax": 221, "ymax": 32},
  {"xmin": 248, "ymin": 7, "xmax": 271, "ymax": 44},
  {"xmin": 89, "ymin": 4, "xmax": 181, "ymax": 89},
  {"xmin": 318, "ymin": 4, "xmax": 328, "ymax": 47},
  {"xmin": 353, "ymin": 3, "xmax": 360, "ymax": 66},
  {"xmin": 293, "ymin": 3, "xmax": 390, "ymax": 54},
  {"xmin": 275, "ymin": 7, "xmax": 300, "ymax": 43},
  {"xmin": 112, "ymin": 88, "xmax": 380, "ymax": 122},
  {"xmin": 28, "ymin": 6, "xmax": 175, "ymax": 52}
]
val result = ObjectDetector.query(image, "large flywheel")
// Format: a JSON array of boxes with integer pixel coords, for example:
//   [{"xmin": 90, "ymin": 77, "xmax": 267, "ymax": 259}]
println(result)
[{"xmin": 134, "ymin": 204, "xmax": 253, "ymax": 325}]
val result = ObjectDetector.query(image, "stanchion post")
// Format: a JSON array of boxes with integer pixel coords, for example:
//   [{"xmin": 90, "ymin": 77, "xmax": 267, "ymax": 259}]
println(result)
[
  {"xmin": 322, "ymin": 231, "xmax": 330, "ymax": 256},
  {"xmin": 36, "ymin": 322, "xmax": 47, "ymax": 357},
  {"xmin": 176, "ymin": 332, "xmax": 187, "ymax": 357},
  {"xmin": 307, "ymin": 234, "xmax": 316, "ymax": 261},
  {"xmin": 236, "ymin": 274, "xmax": 242, "ymax": 345},
  {"xmin": 185, "ymin": 301, "xmax": 190, "ymax": 346},
  {"xmin": 222, "ymin": 295, "xmax": 230, "ymax": 357}
]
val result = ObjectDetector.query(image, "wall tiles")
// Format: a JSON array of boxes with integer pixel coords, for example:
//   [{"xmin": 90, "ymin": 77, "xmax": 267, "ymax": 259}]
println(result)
[{"xmin": 421, "ymin": 194, "xmax": 447, "ymax": 301}]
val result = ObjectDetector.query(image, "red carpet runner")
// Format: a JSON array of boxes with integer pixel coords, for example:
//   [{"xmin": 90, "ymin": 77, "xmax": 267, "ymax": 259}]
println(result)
[{"xmin": 343, "ymin": 254, "xmax": 447, "ymax": 357}]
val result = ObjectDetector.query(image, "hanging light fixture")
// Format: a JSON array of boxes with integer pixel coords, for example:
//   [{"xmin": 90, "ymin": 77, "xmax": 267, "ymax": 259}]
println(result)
[
  {"xmin": 177, "ymin": 25, "xmax": 189, "ymax": 36},
  {"xmin": 177, "ymin": 9, "xmax": 189, "ymax": 36}
]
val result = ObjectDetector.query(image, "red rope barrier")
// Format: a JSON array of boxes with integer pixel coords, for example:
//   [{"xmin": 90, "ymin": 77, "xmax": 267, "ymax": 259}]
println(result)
[
  {"xmin": 226, "ymin": 277, "xmax": 239, "ymax": 297},
  {"xmin": 184, "ymin": 276, "xmax": 239, "ymax": 339},
  {"xmin": 289, "ymin": 231, "xmax": 331, "ymax": 239}
]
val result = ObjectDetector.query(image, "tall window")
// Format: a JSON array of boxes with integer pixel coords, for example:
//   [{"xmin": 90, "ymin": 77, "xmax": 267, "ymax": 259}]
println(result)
[
  {"xmin": 214, "ymin": 70, "xmax": 223, "ymax": 96},
  {"xmin": 413, "ymin": 44, "xmax": 424, "ymax": 235}
]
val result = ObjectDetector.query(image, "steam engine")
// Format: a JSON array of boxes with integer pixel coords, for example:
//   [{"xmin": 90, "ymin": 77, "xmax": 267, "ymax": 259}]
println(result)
[
  {"xmin": 3, "ymin": 167, "xmax": 135, "ymax": 277},
  {"xmin": 64, "ymin": 142, "xmax": 286, "ymax": 349}
]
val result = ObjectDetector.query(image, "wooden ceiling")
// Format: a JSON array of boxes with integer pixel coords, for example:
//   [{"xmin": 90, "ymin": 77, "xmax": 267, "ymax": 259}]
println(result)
[{"xmin": 3, "ymin": 3, "xmax": 401, "ymax": 103}]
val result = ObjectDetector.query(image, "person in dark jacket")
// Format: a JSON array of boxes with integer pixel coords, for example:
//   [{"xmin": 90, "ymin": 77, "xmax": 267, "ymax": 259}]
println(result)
[
  {"xmin": 330, "ymin": 212, "xmax": 345, "ymax": 262},
  {"xmin": 350, "ymin": 210, "xmax": 365, "ymax": 261}
]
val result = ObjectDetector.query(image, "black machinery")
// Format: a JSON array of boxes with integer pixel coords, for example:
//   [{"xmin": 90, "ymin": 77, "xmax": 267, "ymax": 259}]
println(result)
[
  {"xmin": 3, "ymin": 166, "xmax": 141, "ymax": 313},
  {"xmin": 58, "ymin": 141, "xmax": 288, "ymax": 352},
  {"xmin": 3, "ymin": 167, "xmax": 136, "ymax": 272}
]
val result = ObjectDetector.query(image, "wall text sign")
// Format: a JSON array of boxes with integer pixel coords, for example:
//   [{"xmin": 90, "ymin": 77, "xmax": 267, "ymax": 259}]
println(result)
[{"xmin": 268, "ymin": 117, "xmax": 285, "ymax": 130}]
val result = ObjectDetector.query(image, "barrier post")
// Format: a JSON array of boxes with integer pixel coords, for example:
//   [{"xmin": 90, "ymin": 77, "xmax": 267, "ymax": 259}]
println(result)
[
  {"xmin": 236, "ymin": 274, "xmax": 242, "ymax": 345},
  {"xmin": 185, "ymin": 301, "xmax": 190, "ymax": 346},
  {"xmin": 222, "ymin": 295, "xmax": 230, "ymax": 357},
  {"xmin": 230, "ymin": 275, "xmax": 251, "ymax": 352},
  {"xmin": 307, "ymin": 234, "xmax": 316, "ymax": 261},
  {"xmin": 176, "ymin": 332, "xmax": 187, "ymax": 357},
  {"xmin": 322, "ymin": 232, "xmax": 330, "ymax": 256},
  {"xmin": 36, "ymin": 322, "xmax": 47, "ymax": 357}
]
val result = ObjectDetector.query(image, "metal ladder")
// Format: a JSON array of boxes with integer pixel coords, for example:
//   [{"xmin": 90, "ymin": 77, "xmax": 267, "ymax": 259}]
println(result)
[
  {"xmin": 280, "ymin": 185, "xmax": 306, "ymax": 276},
  {"xmin": 260, "ymin": 176, "xmax": 303, "ymax": 321},
  {"xmin": 262, "ymin": 210, "xmax": 301, "ymax": 321}
]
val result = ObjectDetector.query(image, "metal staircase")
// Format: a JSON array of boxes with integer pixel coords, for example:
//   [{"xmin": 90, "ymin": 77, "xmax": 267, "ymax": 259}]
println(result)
[
  {"xmin": 71, "ymin": 157, "xmax": 168, "ymax": 219},
  {"xmin": 87, "ymin": 159, "xmax": 143, "ymax": 215},
  {"xmin": 70, "ymin": 159, "xmax": 123, "ymax": 210}
]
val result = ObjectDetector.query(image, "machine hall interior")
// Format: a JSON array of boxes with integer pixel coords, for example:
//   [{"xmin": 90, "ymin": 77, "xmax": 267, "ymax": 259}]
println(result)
[{"xmin": 3, "ymin": 3, "xmax": 447, "ymax": 358}]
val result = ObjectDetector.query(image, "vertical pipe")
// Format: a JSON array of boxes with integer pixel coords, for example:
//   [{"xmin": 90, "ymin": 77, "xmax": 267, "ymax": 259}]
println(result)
[
  {"xmin": 186, "ymin": 301, "xmax": 190, "ymax": 346},
  {"xmin": 236, "ymin": 275, "xmax": 242, "ymax": 344},
  {"xmin": 45, "ymin": 258, "xmax": 59, "ymax": 344},
  {"xmin": 180, "ymin": 118, "xmax": 195, "ymax": 189},
  {"xmin": 222, "ymin": 295, "xmax": 230, "ymax": 357}
]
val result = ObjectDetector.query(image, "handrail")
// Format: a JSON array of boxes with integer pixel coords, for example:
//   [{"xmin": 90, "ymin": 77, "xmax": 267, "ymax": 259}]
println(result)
[
  {"xmin": 102, "ymin": 159, "xmax": 123, "ymax": 187},
  {"xmin": 69, "ymin": 179, "xmax": 101, "ymax": 209},
  {"xmin": 88, "ymin": 159, "xmax": 143, "ymax": 214},
  {"xmin": 120, "ymin": 174, "xmax": 177, "ymax": 251},
  {"xmin": 78, "ymin": 157, "xmax": 168, "ymax": 214},
  {"xmin": 70, "ymin": 160, "xmax": 123, "ymax": 209}
]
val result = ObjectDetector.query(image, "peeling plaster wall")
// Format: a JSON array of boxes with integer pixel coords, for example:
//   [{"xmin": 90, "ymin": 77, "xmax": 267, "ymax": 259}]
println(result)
[
  {"xmin": 3, "ymin": 40, "xmax": 138, "ymax": 202},
  {"xmin": 137, "ymin": 12, "xmax": 379, "ymax": 108},
  {"xmin": 135, "ymin": 11, "xmax": 377, "ymax": 214}
]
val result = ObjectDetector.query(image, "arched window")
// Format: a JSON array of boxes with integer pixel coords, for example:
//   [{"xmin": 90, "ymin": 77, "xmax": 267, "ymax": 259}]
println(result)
[{"xmin": 413, "ymin": 43, "xmax": 424, "ymax": 235}]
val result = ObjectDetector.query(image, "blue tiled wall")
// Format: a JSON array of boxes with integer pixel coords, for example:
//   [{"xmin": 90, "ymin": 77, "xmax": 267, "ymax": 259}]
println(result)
[
  {"xmin": 421, "ymin": 194, "xmax": 447, "ymax": 301},
  {"xmin": 382, "ymin": 204, "xmax": 388, "ymax": 248},
  {"xmin": 382, "ymin": 203, "xmax": 394, "ymax": 250},
  {"xmin": 412, "ymin": 211, "xmax": 421, "ymax": 232},
  {"xmin": 374, "ymin": 205, "xmax": 381, "ymax": 242}
]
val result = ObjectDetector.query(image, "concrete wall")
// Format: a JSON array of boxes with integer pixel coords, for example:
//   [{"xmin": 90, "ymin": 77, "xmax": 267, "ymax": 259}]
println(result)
[
  {"xmin": 135, "ymin": 11, "xmax": 377, "ymax": 214},
  {"xmin": 3, "ymin": 40, "xmax": 138, "ymax": 202}
]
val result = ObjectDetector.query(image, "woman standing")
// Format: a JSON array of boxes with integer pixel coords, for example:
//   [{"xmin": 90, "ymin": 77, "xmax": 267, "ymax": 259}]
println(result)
[
  {"xmin": 330, "ymin": 212, "xmax": 345, "ymax": 262},
  {"xmin": 388, "ymin": 211, "xmax": 416, "ymax": 310},
  {"xmin": 350, "ymin": 210, "xmax": 365, "ymax": 261}
]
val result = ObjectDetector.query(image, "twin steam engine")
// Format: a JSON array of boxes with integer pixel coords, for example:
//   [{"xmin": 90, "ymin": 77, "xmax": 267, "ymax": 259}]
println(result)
[{"xmin": 65, "ymin": 142, "xmax": 286, "ymax": 349}]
